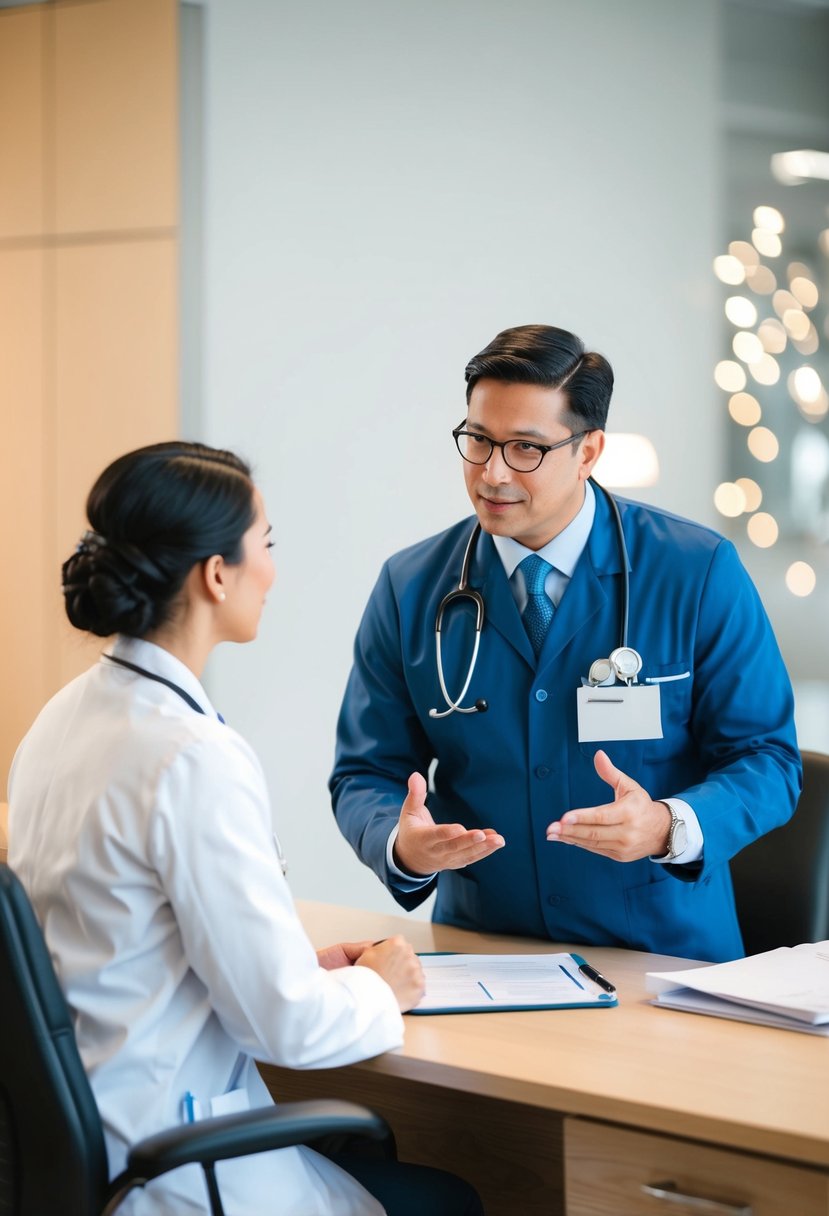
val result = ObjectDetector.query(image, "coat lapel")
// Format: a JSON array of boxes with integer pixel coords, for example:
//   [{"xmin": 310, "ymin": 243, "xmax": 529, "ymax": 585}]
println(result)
[
  {"xmin": 469, "ymin": 485, "xmax": 630, "ymax": 673},
  {"xmin": 474, "ymin": 532, "xmax": 536, "ymax": 668},
  {"xmin": 536, "ymin": 484, "xmax": 630, "ymax": 671}
]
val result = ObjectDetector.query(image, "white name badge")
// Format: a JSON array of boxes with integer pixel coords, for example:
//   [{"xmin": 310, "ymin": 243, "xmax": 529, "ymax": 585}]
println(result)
[{"xmin": 577, "ymin": 684, "xmax": 663, "ymax": 743}]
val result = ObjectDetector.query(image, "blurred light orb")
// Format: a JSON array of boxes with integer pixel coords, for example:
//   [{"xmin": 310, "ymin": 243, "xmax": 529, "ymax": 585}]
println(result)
[
  {"xmin": 725, "ymin": 296, "xmax": 758, "ymax": 328},
  {"xmin": 786, "ymin": 562, "xmax": 816, "ymax": 597},
  {"xmin": 793, "ymin": 324, "xmax": 819, "ymax": 355},
  {"xmin": 790, "ymin": 276, "xmax": 818, "ymax": 309},
  {"xmin": 753, "ymin": 205, "xmax": 785, "ymax": 233},
  {"xmin": 745, "ymin": 265, "xmax": 776, "ymax": 294},
  {"xmin": 752, "ymin": 228, "xmax": 782, "ymax": 258},
  {"xmin": 729, "ymin": 240, "xmax": 760, "ymax": 267},
  {"xmin": 799, "ymin": 389, "xmax": 829, "ymax": 421},
  {"xmin": 787, "ymin": 261, "xmax": 811, "ymax": 281},
  {"xmin": 782, "ymin": 309, "xmax": 810, "ymax": 340},
  {"xmin": 747, "ymin": 427, "xmax": 779, "ymax": 461},
  {"xmin": 735, "ymin": 477, "xmax": 762, "ymax": 511},
  {"xmin": 728, "ymin": 392, "xmax": 761, "ymax": 426},
  {"xmin": 732, "ymin": 331, "xmax": 764, "ymax": 363},
  {"xmin": 715, "ymin": 360, "xmax": 747, "ymax": 391},
  {"xmin": 714, "ymin": 255, "xmax": 746, "ymax": 285},
  {"xmin": 792, "ymin": 366, "xmax": 822, "ymax": 403},
  {"xmin": 757, "ymin": 318, "xmax": 787, "ymax": 354},
  {"xmin": 773, "ymin": 289, "xmax": 798, "ymax": 317},
  {"xmin": 749, "ymin": 354, "xmax": 780, "ymax": 385},
  {"xmin": 747, "ymin": 512, "xmax": 779, "ymax": 547},
  {"xmin": 714, "ymin": 482, "xmax": 747, "ymax": 517}
]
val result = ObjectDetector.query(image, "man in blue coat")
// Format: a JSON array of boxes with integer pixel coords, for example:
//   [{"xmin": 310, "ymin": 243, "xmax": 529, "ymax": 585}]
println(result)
[{"xmin": 330, "ymin": 324, "xmax": 801, "ymax": 962}]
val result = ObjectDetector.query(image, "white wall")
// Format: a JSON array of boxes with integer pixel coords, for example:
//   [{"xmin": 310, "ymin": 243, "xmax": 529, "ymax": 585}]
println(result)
[{"xmin": 197, "ymin": 0, "xmax": 721, "ymax": 913}]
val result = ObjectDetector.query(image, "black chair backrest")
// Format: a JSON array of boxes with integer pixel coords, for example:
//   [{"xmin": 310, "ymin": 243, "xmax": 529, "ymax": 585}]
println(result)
[
  {"xmin": 0, "ymin": 864, "xmax": 110, "ymax": 1216},
  {"xmin": 730, "ymin": 750, "xmax": 829, "ymax": 956}
]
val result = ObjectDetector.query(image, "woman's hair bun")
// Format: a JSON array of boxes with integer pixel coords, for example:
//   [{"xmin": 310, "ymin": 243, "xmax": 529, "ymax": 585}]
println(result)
[{"xmin": 62, "ymin": 533, "xmax": 162, "ymax": 638}]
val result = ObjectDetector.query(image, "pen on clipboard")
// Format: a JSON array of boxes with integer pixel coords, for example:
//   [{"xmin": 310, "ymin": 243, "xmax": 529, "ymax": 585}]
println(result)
[{"xmin": 578, "ymin": 963, "xmax": 616, "ymax": 993}]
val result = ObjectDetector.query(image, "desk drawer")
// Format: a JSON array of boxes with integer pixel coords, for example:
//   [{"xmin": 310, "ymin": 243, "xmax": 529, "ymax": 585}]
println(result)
[{"xmin": 565, "ymin": 1118, "xmax": 829, "ymax": 1216}]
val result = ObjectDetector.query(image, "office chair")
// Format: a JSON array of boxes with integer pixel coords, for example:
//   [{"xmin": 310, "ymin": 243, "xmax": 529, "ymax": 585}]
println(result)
[
  {"xmin": 730, "ymin": 750, "xmax": 829, "ymax": 956},
  {"xmin": 0, "ymin": 863, "xmax": 394, "ymax": 1216}
]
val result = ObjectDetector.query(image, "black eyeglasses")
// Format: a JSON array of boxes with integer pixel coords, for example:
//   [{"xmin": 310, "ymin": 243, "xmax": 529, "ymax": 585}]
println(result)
[{"xmin": 452, "ymin": 423, "xmax": 591, "ymax": 473}]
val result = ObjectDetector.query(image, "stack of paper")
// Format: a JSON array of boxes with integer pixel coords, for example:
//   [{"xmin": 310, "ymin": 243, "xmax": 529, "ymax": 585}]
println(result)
[{"xmin": 647, "ymin": 941, "xmax": 829, "ymax": 1035}]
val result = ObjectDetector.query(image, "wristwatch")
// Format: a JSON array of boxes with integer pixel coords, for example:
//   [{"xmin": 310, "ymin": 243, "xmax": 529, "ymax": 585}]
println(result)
[{"xmin": 663, "ymin": 804, "xmax": 688, "ymax": 860}]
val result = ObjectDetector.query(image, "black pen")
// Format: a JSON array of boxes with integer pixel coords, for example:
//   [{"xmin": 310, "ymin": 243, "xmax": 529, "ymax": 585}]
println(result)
[{"xmin": 578, "ymin": 963, "xmax": 616, "ymax": 993}]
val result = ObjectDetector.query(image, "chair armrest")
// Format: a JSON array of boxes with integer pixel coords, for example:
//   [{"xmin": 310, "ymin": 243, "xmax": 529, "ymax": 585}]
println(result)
[{"xmin": 126, "ymin": 1099, "xmax": 393, "ymax": 1179}]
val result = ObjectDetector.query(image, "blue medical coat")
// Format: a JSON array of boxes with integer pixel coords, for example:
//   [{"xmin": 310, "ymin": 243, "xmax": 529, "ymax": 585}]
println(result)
[{"xmin": 331, "ymin": 491, "xmax": 801, "ymax": 962}]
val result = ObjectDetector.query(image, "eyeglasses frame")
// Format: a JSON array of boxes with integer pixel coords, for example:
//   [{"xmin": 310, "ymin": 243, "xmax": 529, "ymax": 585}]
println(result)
[{"xmin": 452, "ymin": 421, "xmax": 593, "ymax": 472}]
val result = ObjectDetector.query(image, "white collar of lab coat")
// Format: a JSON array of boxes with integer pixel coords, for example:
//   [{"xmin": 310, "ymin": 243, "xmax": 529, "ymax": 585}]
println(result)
[
  {"xmin": 106, "ymin": 635, "xmax": 220, "ymax": 720},
  {"xmin": 492, "ymin": 477, "xmax": 596, "ymax": 581}
]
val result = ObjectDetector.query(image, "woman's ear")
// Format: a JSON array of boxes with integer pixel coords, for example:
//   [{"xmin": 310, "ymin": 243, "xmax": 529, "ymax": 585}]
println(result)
[{"xmin": 202, "ymin": 555, "xmax": 227, "ymax": 604}]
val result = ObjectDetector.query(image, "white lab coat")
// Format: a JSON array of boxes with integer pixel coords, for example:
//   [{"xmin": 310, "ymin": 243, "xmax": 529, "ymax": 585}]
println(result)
[{"xmin": 8, "ymin": 636, "xmax": 402, "ymax": 1215}]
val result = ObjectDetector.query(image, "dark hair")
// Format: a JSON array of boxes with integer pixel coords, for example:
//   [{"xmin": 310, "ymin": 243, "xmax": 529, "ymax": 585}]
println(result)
[
  {"xmin": 464, "ymin": 324, "xmax": 614, "ymax": 432},
  {"xmin": 61, "ymin": 441, "xmax": 256, "ymax": 638}
]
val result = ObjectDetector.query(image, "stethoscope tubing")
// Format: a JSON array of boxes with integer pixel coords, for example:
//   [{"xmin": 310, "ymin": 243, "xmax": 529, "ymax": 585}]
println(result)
[{"xmin": 429, "ymin": 479, "xmax": 630, "ymax": 717}]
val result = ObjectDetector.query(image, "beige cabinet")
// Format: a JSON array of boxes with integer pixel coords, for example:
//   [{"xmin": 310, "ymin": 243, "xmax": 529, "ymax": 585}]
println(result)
[
  {"xmin": 0, "ymin": 0, "xmax": 178, "ymax": 782},
  {"xmin": 565, "ymin": 1118, "xmax": 829, "ymax": 1216}
]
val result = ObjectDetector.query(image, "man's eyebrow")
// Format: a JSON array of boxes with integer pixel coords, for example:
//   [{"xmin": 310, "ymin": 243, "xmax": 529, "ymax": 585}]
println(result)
[{"xmin": 466, "ymin": 421, "xmax": 550, "ymax": 441}]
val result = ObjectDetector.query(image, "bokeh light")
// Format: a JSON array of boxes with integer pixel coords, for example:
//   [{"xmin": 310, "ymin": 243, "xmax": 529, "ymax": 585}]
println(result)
[
  {"xmin": 747, "ymin": 427, "xmax": 779, "ymax": 461},
  {"xmin": 748, "ymin": 354, "xmax": 780, "ymax": 385},
  {"xmin": 728, "ymin": 392, "xmax": 761, "ymax": 426},
  {"xmin": 747, "ymin": 512, "xmax": 779, "ymax": 547},
  {"xmin": 786, "ymin": 562, "xmax": 816, "ymax": 597},
  {"xmin": 752, "ymin": 228, "xmax": 782, "ymax": 258},
  {"xmin": 757, "ymin": 318, "xmax": 787, "ymax": 354},
  {"xmin": 790, "ymin": 276, "xmax": 818, "ymax": 309},
  {"xmin": 732, "ymin": 331, "xmax": 764, "ymax": 363},
  {"xmin": 713, "ymin": 482, "xmax": 747, "ymax": 518},
  {"xmin": 724, "ymin": 296, "xmax": 758, "ymax": 328},
  {"xmin": 715, "ymin": 360, "xmax": 747, "ymax": 391},
  {"xmin": 714, "ymin": 255, "xmax": 746, "ymax": 285},
  {"xmin": 744, "ymin": 265, "xmax": 776, "ymax": 294},
  {"xmin": 753, "ymin": 205, "xmax": 785, "ymax": 233},
  {"xmin": 735, "ymin": 477, "xmax": 762, "ymax": 511}
]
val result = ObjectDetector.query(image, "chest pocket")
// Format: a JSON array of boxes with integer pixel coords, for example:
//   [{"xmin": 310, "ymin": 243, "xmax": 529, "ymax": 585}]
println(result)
[{"xmin": 642, "ymin": 662, "xmax": 692, "ymax": 760}]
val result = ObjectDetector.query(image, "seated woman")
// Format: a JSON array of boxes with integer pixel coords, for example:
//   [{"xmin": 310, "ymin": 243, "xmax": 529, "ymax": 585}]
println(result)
[{"xmin": 8, "ymin": 442, "xmax": 482, "ymax": 1216}]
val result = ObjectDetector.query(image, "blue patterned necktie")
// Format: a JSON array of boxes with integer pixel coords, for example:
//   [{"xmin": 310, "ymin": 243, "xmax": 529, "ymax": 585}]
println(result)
[{"xmin": 519, "ymin": 553, "xmax": 554, "ymax": 657}]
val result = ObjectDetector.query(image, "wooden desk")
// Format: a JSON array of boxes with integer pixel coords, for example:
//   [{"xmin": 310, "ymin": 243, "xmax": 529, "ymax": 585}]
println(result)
[{"xmin": 260, "ymin": 902, "xmax": 829, "ymax": 1216}]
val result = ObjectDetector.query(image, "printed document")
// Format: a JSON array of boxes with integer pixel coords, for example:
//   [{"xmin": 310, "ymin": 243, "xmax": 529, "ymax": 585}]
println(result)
[{"xmin": 410, "ymin": 952, "xmax": 618, "ymax": 1014}]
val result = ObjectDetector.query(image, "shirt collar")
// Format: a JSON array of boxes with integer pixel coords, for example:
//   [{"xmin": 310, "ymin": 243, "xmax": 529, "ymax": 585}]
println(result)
[
  {"xmin": 492, "ymin": 479, "xmax": 596, "ymax": 580},
  {"xmin": 105, "ymin": 636, "xmax": 219, "ymax": 719}
]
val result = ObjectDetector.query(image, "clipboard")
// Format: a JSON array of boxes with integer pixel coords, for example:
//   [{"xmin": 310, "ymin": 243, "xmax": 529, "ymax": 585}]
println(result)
[{"xmin": 409, "ymin": 951, "xmax": 619, "ymax": 1015}]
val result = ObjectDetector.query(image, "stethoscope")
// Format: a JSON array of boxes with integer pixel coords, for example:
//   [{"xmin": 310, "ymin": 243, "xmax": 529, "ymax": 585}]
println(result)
[
  {"xmin": 428, "ymin": 479, "xmax": 643, "ymax": 718},
  {"xmin": 102, "ymin": 653, "xmax": 288, "ymax": 874}
]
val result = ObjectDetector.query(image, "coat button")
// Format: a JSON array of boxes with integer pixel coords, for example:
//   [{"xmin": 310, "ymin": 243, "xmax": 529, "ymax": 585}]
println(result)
[
  {"xmin": 535, "ymin": 765, "xmax": 551, "ymax": 779},
  {"xmin": 547, "ymin": 894, "xmax": 561, "ymax": 907},
  {"xmin": 535, "ymin": 689, "xmax": 548, "ymax": 702}
]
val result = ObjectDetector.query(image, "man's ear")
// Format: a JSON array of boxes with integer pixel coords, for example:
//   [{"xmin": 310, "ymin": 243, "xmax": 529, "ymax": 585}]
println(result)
[{"xmin": 578, "ymin": 429, "xmax": 605, "ymax": 479}]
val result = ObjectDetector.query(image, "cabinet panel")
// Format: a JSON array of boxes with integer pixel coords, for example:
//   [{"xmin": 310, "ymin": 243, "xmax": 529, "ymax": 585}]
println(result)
[
  {"xmin": 54, "ymin": 0, "xmax": 177, "ymax": 234},
  {"xmin": 54, "ymin": 238, "xmax": 178, "ymax": 684},
  {"xmin": 0, "ymin": 8, "xmax": 45, "ymax": 239},
  {"xmin": 565, "ymin": 1118, "xmax": 829, "ymax": 1216},
  {"xmin": 0, "ymin": 249, "xmax": 47, "ymax": 782}
]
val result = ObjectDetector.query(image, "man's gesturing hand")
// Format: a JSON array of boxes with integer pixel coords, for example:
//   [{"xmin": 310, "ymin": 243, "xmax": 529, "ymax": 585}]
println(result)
[
  {"xmin": 393, "ymin": 772, "xmax": 505, "ymax": 877},
  {"xmin": 545, "ymin": 749, "xmax": 672, "ymax": 862}
]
